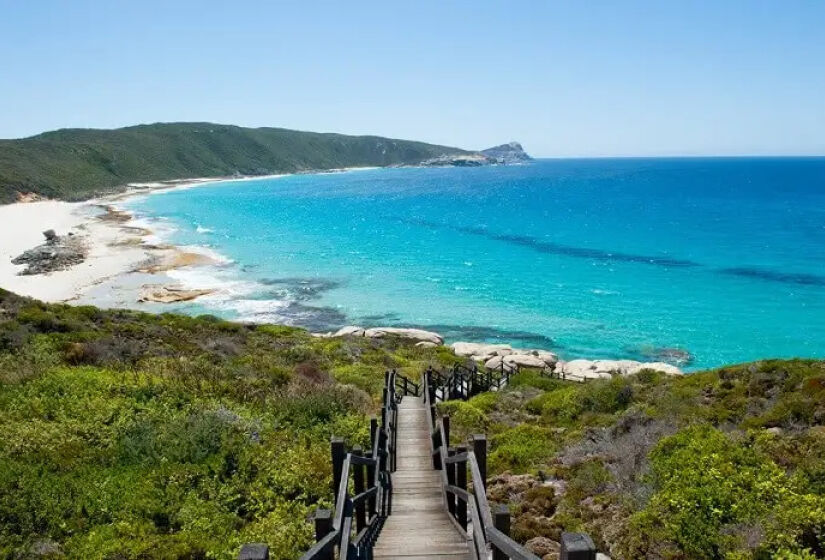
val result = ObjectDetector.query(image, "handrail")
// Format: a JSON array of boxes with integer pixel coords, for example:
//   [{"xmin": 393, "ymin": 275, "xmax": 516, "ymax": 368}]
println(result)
[{"xmin": 422, "ymin": 368, "xmax": 544, "ymax": 560}]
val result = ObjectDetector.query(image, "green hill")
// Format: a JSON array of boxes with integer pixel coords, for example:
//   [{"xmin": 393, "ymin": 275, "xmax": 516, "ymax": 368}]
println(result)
[{"xmin": 0, "ymin": 123, "xmax": 466, "ymax": 203}]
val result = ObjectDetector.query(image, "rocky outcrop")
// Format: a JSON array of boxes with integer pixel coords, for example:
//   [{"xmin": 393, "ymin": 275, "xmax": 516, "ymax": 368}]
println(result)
[
  {"xmin": 420, "ymin": 153, "xmax": 492, "ymax": 167},
  {"xmin": 11, "ymin": 230, "xmax": 87, "ymax": 275},
  {"xmin": 327, "ymin": 325, "xmax": 444, "ymax": 345},
  {"xmin": 138, "ymin": 285, "xmax": 215, "ymax": 303},
  {"xmin": 559, "ymin": 359, "xmax": 682, "ymax": 381},
  {"xmin": 420, "ymin": 142, "xmax": 532, "ymax": 167},
  {"xmin": 481, "ymin": 141, "xmax": 533, "ymax": 164},
  {"xmin": 333, "ymin": 325, "xmax": 366, "ymax": 337},
  {"xmin": 452, "ymin": 342, "xmax": 558, "ymax": 369},
  {"xmin": 364, "ymin": 327, "xmax": 444, "ymax": 345}
]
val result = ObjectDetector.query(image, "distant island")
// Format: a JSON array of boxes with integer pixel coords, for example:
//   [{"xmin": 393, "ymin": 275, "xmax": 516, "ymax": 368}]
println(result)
[{"xmin": 0, "ymin": 123, "xmax": 530, "ymax": 204}]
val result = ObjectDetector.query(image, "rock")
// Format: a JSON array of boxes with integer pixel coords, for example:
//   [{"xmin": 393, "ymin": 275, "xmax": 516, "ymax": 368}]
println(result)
[
  {"xmin": 29, "ymin": 538, "xmax": 62, "ymax": 557},
  {"xmin": 451, "ymin": 342, "xmax": 512, "ymax": 360},
  {"xmin": 487, "ymin": 473, "xmax": 541, "ymax": 503},
  {"xmin": 766, "ymin": 427, "xmax": 784, "ymax": 436},
  {"xmin": 416, "ymin": 341, "xmax": 438, "ymax": 348},
  {"xmin": 560, "ymin": 359, "xmax": 682, "ymax": 381},
  {"xmin": 525, "ymin": 537, "xmax": 560, "ymax": 557},
  {"xmin": 596, "ymin": 554, "xmax": 612, "ymax": 560},
  {"xmin": 138, "ymin": 285, "xmax": 215, "ymax": 303},
  {"xmin": 11, "ymin": 233, "xmax": 87, "ymax": 275},
  {"xmin": 364, "ymin": 327, "xmax": 443, "ymax": 345},
  {"xmin": 140, "ymin": 250, "xmax": 219, "ymax": 273},
  {"xmin": 481, "ymin": 141, "xmax": 533, "ymax": 164},
  {"xmin": 510, "ymin": 348, "xmax": 558, "ymax": 365},
  {"xmin": 334, "ymin": 325, "xmax": 365, "ymax": 337},
  {"xmin": 420, "ymin": 153, "xmax": 492, "ymax": 167},
  {"xmin": 626, "ymin": 361, "xmax": 683, "ymax": 376},
  {"xmin": 504, "ymin": 354, "xmax": 548, "ymax": 369},
  {"xmin": 419, "ymin": 142, "xmax": 531, "ymax": 167},
  {"xmin": 485, "ymin": 355, "xmax": 504, "ymax": 369}
]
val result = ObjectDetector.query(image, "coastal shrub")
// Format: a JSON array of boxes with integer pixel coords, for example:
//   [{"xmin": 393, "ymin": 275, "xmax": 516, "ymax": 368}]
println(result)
[
  {"xmin": 438, "ymin": 400, "xmax": 488, "ymax": 443},
  {"xmin": 509, "ymin": 370, "xmax": 564, "ymax": 391},
  {"xmin": 489, "ymin": 424, "xmax": 556, "ymax": 473},
  {"xmin": 624, "ymin": 424, "xmax": 801, "ymax": 558},
  {"xmin": 526, "ymin": 385, "xmax": 583, "ymax": 423},
  {"xmin": 332, "ymin": 363, "xmax": 384, "ymax": 397},
  {"xmin": 0, "ymin": 289, "xmax": 448, "ymax": 559},
  {"xmin": 468, "ymin": 391, "xmax": 498, "ymax": 413}
]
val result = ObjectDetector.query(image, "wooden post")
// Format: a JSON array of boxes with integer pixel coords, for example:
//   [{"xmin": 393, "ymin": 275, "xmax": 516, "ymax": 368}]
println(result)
[
  {"xmin": 492, "ymin": 505, "xmax": 510, "ymax": 560},
  {"xmin": 456, "ymin": 445, "xmax": 468, "ymax": 529},
  {"xmin": 370, "ymin": 417, "xmax": 378, "ymax": 451},
  {"xmin": 313, "ymin": 509, "xmax": 333, "ymax": 560},
  {"xmin": 432, "ymin": 424, "xmax": 442, "ymax": 470},
  {"xmin": 446, "ymin": 447, "xmax": 457, "ymax": 518},
  {"xmin": 443, "ymin": 415, "xmax": 451, "ymax": 448},
  {"xmin": 239, "ymin": 544, "xmax": 269, "ymax": 560},
  {"xmin": 352, "ymin": 446, "xmax": 367, "ymax": 532},
  {"xmin": 472, "ymin": 434, "xmax": 487, "ymax": 490},
  {"xmin": 330, "ymin": 437, "xmax": 345, "ymax": 502},
  {"xmin": 560, "ymin": 533, "xmax": 596, "ymax": 560},
  {"xmin": 368, "ymin": 418, "xmax": 378, "ymax": 517}
]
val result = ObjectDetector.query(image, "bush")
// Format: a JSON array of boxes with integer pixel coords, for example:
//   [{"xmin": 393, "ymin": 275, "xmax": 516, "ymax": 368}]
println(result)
[{"xmin": 489, "ymin": 425, "xmax": 556, "ymax": 473}]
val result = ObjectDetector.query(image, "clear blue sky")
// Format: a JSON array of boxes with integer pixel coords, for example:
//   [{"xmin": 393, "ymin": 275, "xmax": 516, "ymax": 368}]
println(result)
[{"xmin": 1, "ymin": 0, "xmax": 824, "ymax": 157}]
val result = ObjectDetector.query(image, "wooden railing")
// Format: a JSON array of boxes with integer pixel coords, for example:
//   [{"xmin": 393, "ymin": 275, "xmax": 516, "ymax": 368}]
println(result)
[
  {"xmin": 426, "ymin": 360, "xmax": 520, "ymax": 403},
  {"xmin": 239, "ymin": 370, "xmax": 419, "ymax": 560},
  {"xmin": 422, "ymin": 369, "xmax": 599, "ymax": 560}
]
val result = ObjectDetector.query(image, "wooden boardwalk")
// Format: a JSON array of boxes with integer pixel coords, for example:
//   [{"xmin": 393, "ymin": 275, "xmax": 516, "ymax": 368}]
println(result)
[{"xmin": 373, "ymin": 396, "xmax": 469, "ymax": 560}]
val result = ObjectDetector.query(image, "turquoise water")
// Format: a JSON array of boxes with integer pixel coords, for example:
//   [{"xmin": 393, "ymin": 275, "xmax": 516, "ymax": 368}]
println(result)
[{"xmin": 124, "ymin": 158, "xmax": 825, "ymax": 370}]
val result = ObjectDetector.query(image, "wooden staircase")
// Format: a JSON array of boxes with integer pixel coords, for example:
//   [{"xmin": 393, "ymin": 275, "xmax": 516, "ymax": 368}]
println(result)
[{"xmin": 373, "ymin": 396, "xmax": 469, "ymax": 559}]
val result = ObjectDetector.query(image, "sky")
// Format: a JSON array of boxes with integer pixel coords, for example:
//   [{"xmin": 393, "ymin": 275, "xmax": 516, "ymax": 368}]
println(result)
[{"xmin": 1, "ymin": 1, "xmax": 824, "ymax": 157}]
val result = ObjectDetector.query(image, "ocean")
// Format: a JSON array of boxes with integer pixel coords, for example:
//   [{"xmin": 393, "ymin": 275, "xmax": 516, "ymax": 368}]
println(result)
[{"xmin": 123, "ymin": 158, "xmax": 825, "ymax": 370}]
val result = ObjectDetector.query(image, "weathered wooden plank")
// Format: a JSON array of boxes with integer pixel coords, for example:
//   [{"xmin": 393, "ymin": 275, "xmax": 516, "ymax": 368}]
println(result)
[{"xmin": 374, "ymin": 396, "xmax": 468, "ymax": 560}]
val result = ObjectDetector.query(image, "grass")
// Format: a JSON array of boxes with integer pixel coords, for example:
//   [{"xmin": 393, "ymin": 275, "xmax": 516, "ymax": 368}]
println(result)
[{"xmin": 0, "ymin": 122, "xmax": 467, "ymax": 203}]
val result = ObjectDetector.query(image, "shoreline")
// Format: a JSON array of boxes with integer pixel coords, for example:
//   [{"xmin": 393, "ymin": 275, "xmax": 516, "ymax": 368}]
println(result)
[
  {"xmin": 0, "ymin": 166, "xmax": 690, "ymax": 375},
  {"xmin": 0, "ymin": 166, "xmax": 381, "ymax": 305}
]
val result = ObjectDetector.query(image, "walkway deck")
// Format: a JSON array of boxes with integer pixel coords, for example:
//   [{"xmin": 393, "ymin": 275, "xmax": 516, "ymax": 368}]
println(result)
[{"xmin": 373, "ymin": 396, "xmax": 469, "ymax": 560}]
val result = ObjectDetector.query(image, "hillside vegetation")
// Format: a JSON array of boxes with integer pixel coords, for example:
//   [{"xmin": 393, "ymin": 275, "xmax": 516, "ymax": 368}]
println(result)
[
  {"xmin": 0, "ymin": 289, "xmax": 455, "ymax": 559},
  {"xmin": 0, "ymin": 123, "xmax": 465, "ymax": 203},
  {"xmin": 444, "ymin": 364, "xmax": 825, "ymax": 559},
  {"xmin": 1, "ymin": 288, "xmax": 823, "ymax": 559}
]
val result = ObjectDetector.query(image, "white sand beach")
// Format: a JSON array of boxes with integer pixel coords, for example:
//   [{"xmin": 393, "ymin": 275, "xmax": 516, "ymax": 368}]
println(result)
[
  {"xmin": 0, "ymin": 167, "xmax": 380, "ymax": 305},
  {"xmin": 0, "ymin": 200, "xmax": 154, "ymax": 301}
]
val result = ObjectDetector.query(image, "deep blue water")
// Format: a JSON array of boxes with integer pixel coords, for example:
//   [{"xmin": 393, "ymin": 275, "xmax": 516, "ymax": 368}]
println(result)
[{"xmin": 124, "ymin": 158, "xmax": 825, "ymax": 370}]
